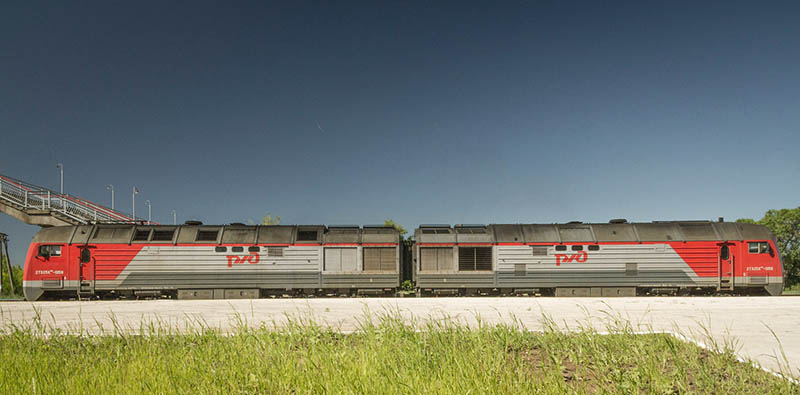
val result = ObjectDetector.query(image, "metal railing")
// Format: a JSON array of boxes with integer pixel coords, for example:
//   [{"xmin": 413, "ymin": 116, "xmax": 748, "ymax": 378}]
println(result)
[{"xmin": 0, "ymin": 173, "xmax": 136, "ymax": 225}]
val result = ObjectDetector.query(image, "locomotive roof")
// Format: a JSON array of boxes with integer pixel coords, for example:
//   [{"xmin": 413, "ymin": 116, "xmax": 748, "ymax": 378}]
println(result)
[
  {"xmin": 416, "ymin": 221, "xmax": 774, "ymax": 243},
  {"xmin": 32, "ymin": 224, "xmax": 400, "ymax": 245}
]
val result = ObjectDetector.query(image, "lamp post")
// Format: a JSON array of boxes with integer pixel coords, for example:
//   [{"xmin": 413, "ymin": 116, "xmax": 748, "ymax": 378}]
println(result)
[
  {"xmin": 132, "ymin": 187, "xmax": 139, "ymax": 222},
  {"xmin": 106, "ymin": 184, "xmax": 114, "ymax": 210},
  {"xmin": 171, "ymin": 210, "xmax": 176, "ymax": 225},
  {"xmin": 145, "ymin": 200, "xmax": 151, "ymax": 225},
  {"xmin": 56, "ymin": 163, "xmax": 63, "ymax": 194}
]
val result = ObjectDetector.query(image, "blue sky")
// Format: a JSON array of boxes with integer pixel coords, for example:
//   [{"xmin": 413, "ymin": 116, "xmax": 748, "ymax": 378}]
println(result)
[{"xmin": 1, "ymin": 1, "xmax": 799, "ymax": 263}]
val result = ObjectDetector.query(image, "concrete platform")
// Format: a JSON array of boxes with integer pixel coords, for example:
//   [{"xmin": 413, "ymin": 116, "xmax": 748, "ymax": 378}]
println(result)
[{"xmin": 1, "ymin": 296, "xmax": 798, "ymax": 377}]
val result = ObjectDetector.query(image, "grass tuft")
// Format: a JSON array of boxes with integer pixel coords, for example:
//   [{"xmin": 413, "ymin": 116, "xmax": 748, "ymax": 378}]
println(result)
[{"xmin": 0, "ymin": 311, "xmax": 796, "ymax": 393}]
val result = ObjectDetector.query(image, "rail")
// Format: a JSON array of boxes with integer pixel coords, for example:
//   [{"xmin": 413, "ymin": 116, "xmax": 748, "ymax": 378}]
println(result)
[{"xmin": 0, "ymin": 173, "xmax": 136, "ymax": 225}]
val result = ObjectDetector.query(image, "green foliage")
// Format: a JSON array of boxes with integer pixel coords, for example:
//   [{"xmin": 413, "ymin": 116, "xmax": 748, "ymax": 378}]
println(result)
[
  {"xmin": 400, "ymin": 280, "xmax": 414, "ymax": 291},
  {"xmin": 383, "ymin": 219, "xmax": 407, "ymax": 236},
  {"xmin": 0, "ymin": 258, "xmax": 23, "ymax": 298},
  {"xmin": 261, "ymin": 212, "xmax": 281, "ymax": 225},
  {"xmin": 0, "ymin": 316, "xmax": 794, "ymax": 393},
  {"xmin": 739, "ymin": 207, "xmax": 800, "ymax": 287},
  {"xmin": 783, "ymin": 283, "xmax": 800, "ymax": 295}
]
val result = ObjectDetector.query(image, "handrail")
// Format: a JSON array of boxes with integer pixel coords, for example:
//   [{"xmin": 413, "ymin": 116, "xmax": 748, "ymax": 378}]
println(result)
[{"xmin": 0, "ymin": 173, "xmax": 137, "ymax": 225}]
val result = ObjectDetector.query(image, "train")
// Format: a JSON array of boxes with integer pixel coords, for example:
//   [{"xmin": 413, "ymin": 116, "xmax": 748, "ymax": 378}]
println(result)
[{"xmin": 22, "ymin": 219, "xmax": 784, "ymax": 301}]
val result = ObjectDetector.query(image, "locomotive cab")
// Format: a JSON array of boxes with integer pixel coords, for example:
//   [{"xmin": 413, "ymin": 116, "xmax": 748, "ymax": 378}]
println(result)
[
  {"xmin": 739, "ymin": 238, "xmax": 783, "ymax": 296},
  {"xmin": 23, "ymin": 226, "xmax": 85, "ymax": 301},
  {"xmin": 23, "ymin": 243, "xmax": 70, "ymax": 300}
]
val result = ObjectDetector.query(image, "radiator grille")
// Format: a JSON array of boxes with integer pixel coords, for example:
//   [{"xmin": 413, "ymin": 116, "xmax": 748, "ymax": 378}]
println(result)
[
  {"xmin": 363, "ymin": 247, "xmax": 396, "ymax": 272},
  {"xmin": 458, "ymin": 247, "xmax": 492, "ymax": 271}
]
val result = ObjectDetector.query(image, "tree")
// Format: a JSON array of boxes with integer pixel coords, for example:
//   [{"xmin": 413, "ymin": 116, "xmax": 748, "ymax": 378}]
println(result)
[
  {"xmin": 383, "ymin": 219, "xmax": 407, "ymax": 237},
  {"xmin": 738, "ymin": 208, "xmax": 800, "ymax": 287},
  {"xmin": 261, "ymin": 212, "xmax": 281, "ymax": 225},
  {"xmin": 1, "ymin": 257, "xmax": 23, "ymax": 298}
]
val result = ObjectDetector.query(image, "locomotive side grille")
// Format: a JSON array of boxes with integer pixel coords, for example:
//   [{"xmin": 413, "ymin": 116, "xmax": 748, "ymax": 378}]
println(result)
[
  {"xmin": 92, "ymin": 226, "xmax": 132, "ymax": 241},
  {"xmin": 421, "ymin": 229, "xmax": 450, "ymax": 234},
  {"xmin": 152, "ymin": 230, "xmax": 175, "ymax": 241},
  {"xmin": 196, "ymin": 230, "xmax": 219, "ymax": 242},
  {"xmin": 458, "ymin": 247, "xmax": 492, "ymax": 271},
  {"xmin": 267, "ymin": 247, "xmax": 284, "ymax": 257},
  {"xmin": 531, "ymin": 247, "xmax": 548, "ymax": 256},
  {"xmin": 133, "ymin": 230, "xmax": 151, "ymax": 242},
  {"xmin": 420, "ymin": 247, "xmax": 453, "ymax": 271},
  {"xmin": 324, "ymin": 248, "xmax": 357, "ymax": 272},
  {"xmin": 363, "ymin": 247, "xmax": 396, "ymax": 272}
]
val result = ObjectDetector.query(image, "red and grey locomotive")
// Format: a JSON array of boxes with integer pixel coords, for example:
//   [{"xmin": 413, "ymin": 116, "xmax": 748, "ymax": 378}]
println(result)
[{"xmin": 22, "ymin": 220, "xmax": 783, "ymax": 300}]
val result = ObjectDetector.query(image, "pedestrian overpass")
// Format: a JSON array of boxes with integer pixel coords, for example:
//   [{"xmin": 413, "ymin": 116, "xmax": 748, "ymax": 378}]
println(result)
[{"xmin": 0, "ymin": 173, "xmax": 134, "ymax": 226}]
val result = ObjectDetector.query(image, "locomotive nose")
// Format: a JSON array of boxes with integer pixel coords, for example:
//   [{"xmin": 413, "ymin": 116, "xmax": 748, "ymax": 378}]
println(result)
[{"xmin": 23, "ymin": 283, "xmax": 44, "ymax": 301}]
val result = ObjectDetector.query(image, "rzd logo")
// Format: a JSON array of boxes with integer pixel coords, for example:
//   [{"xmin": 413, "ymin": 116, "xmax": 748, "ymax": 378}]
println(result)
[
  {"xmin": 227, "ymin": 252, "xmax": 260, "ymax": 267},
  {"xmin": 555, "ymin": 251, "xmax": 587, "ymax": 266}
]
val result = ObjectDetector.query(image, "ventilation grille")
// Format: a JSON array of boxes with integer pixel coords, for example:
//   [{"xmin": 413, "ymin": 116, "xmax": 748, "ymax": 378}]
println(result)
[
  {"xmin": 152, "ymin": 230, "xmax": 174, "ymax": 241},
  {"xmin": 422, "ymin": 229, "xmax": 451, "ymax": 234},
  {"xmin": 531, "ymin": 247, "xmax": 548, "ymax": 256},
  {"xmin": 196, "ymin": 230, "xmax": 219, "ymax": 242},
  {"xmin": 363, "ymin": 247, "xmax": 395, "ymax": 272},
  {"xmin": 133, "ymin": 230, "xmax": 151, "ymax": 242},
  {"xmin": 458, "ymin": 247, "xmax": 492, "ymax": 271}
]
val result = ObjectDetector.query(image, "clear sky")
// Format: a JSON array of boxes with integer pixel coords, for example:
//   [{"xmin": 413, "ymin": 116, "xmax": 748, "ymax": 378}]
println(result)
[{"xmin": 1, "ymin": 1, "xmax": 799, "ymax": 264}]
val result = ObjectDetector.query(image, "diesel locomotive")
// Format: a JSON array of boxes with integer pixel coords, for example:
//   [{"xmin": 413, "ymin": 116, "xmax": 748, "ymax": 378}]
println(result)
[{"xmin": 22, "ymin": 220, "xmax": 783, "ymax": 301}]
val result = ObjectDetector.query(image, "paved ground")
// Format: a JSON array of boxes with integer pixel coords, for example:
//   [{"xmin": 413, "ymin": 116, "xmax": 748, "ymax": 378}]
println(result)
[{"xmin": 1, "ymin": 296, "xmax": 798, "ymax": 377}]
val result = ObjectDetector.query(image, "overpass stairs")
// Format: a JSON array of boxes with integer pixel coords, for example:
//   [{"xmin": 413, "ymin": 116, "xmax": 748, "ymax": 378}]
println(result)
[{"xmin": 0, "ymin": 174, "xmax": 134, "ymax": 226}]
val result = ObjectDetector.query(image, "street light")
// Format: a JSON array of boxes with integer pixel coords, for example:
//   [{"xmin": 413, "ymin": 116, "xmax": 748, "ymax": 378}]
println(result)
[
  {"xmin": 56, "ymin": 163, "xmax": 63, "ymax": 194},
  {"xmin": 132, "ymin": 187, "xmax": 139, "ymax": 222},
  {"xmin": 145, "ymin": 200, "xmax": 151, "ymax": 225},
  {"xmin": 171, "ymin": 210, "xmax": 176, "ymax": 225},
  {"xmin": 106, "ymin": 184, "xmax": 114, "ymax": 210}
]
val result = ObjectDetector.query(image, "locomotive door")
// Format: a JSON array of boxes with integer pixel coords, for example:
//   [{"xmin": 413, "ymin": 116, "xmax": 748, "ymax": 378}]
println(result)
[
  {"xmin": 718, "ymin": 243, "xmax": 734, "ymax": 291},
  {"xmin": 78, "ymin": 247, "xmax": 95, "ymax": 294}
]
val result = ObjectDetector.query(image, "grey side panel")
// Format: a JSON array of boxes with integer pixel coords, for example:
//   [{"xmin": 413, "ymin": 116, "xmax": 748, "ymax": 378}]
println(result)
[
  {"xmin": 738, "ymin": 223, "xmax": 774, "ymax": 241},
  {"xmin": 257, "ymin": 226, "xmax": 295, "ymax": 244},
  {"xmin": 320, "ymin": 273, "xmax": 399, "ymax": 288},
  {"xmin": 361, "ymin": 227, "xmax": 399, "ymax": 243},
  {"xmin": 592, "ymin": 224, "xmax": 637, "ymax": 242},
  {"xmin": 419, "ymin": 247, "xmax": 454, "ymax": 272},
  {"xmin": 519, "ymin": 225, "xmax": 559, "ymax": 243},
  {"xmin": 557, "ymin": 225, "xmax": 594, "ymax": 242},
  {"xmin": 713, "ymin": 222, "xmax": 744, "ymax": 241},
  {"xmin": 32, "ymin": 226, "xmax": 77, "ymax": 244},
  {"xmin": 104, "ymin": 245, "xmax": 322, "ymax": 290},
  {"xmin": 416, "ymin": 273, "xmax": 495, "ymax": 288},
  {"xmin": 324, "ymin": 227, "xmax": 360, "ymax": 243},
  {"xmin": 493, "ymin": 225, "xmax": 524, "ymax": 243},
  {"xmin": 495, "ymin": 244, "xmax": 710, "ymax": 288},
  {"xmin": 324, "ymin": 247, "xmax": 357, "ymax": 272},
  {"xmin": 222, "ymin": 227, "xmax": 257, "ymax": 243}
]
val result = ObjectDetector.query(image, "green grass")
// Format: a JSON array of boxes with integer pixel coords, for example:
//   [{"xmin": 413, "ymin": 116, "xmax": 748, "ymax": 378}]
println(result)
[
  {"xmin": 783, "ymin": 283, "xmax": 800, "ymax": 295},
  {"xmin": 0, "ymin": 312, "xmax": 795, "ymax": 394}
]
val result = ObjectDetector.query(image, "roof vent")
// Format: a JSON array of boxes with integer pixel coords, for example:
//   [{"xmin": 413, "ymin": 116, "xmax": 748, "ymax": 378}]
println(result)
[
  {"xmin": 184, "ymin": 220, "xmax": 203, "ymax": 226},
  {"xmin": 229, "ymin": 222, "xmax": 246, "ymax": 227},
  {"xmin": 566, "ymin": 221, "xmax": 583, "ymax": 224},
  {"xmin": 609, "ymin": 219, "xmax": 628, "ymax": 224}
]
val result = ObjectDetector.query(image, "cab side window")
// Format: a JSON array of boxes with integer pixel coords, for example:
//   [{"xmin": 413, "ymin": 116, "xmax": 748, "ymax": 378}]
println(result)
[
  {"xmin": 748, "ymin": 242, "xmax": 771, "ymax": 254},
  {"xmin": 80, "ymin": 248, "xmax": 91, "ymax": 263},
  {"xmin": 38, "ymin": 245, "xmax": 62, "ymax": 257}
]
